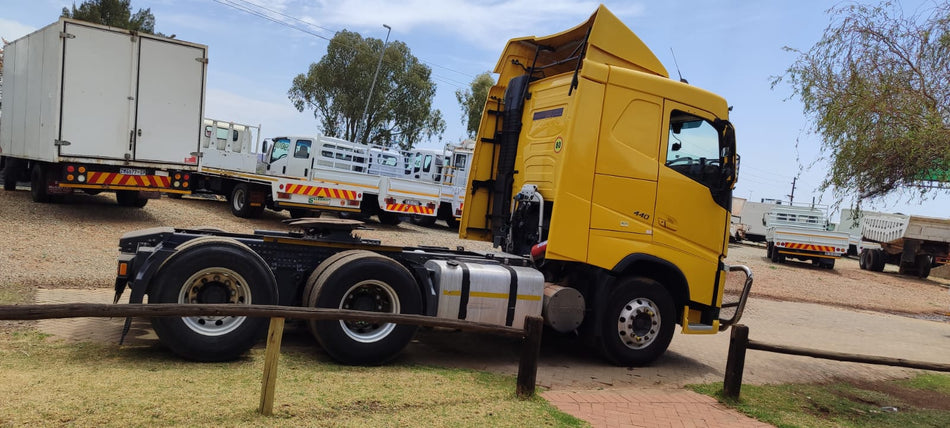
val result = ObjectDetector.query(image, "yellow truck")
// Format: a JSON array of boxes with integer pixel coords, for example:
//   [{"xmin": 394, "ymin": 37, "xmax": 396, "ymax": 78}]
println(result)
[{"xmin": 112, "ymin": 5, "xmax": 752, "ymax": 366}]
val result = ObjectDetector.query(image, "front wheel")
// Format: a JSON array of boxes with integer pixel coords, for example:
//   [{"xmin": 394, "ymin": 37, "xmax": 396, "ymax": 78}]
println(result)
[
  {"xmin": 598, "ymin": 277, "xmax": 676, "ymax": 366},
  {"xmin": 148, "ymin": 237, "xmax": 278, "ymax": 361},
  {"xmin": 306, "ymin": 251, "xmax": 421, "ymax": 365}
]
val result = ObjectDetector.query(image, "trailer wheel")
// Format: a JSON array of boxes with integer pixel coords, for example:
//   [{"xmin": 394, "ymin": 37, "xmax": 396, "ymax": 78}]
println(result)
[
  {"xmin": 915, "ymin": 254, "xmax": 932, "ymax": 279},
  {"xmin": 116, "ymin": 190, "xmax": 148, "ymax": 208},
  {"xmin": 598, "ymin": 276, "xmax": 675, "ymax": 366},
  {"xmin": 307, "ymin": 251, "xmax": 420, "ymax": 365},
  {"xmin": 30, "ymin": 163, "xmax": 51, "ymax": 203},
  {"xmin": 870, "ymin": 249, "xmax": 886, "ymax": 272},
  {"xmin": 409, "ymin": 215, "xmax": 436, "ymax": 227},
  {"xmin": 148, "ymin": 237, "xmax": 278, "ymax": 362}
]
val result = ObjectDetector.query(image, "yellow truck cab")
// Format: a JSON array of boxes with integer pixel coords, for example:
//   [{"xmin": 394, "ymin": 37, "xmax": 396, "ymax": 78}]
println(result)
[{"xmin": 461, "ymin": 5, "xmax": 749, "ymax": 365}]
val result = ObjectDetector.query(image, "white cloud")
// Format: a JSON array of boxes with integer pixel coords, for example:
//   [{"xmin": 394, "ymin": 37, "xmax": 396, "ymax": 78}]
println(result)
[{"xmin": 0, "ymin": 18, "xmax": 37, "ymax": 42}]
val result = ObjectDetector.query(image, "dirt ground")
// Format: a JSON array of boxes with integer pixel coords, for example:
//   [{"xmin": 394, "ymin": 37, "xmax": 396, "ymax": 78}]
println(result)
[{"xmin": 3, "ymin": 186, "xmax": 950, "ymax": 391}]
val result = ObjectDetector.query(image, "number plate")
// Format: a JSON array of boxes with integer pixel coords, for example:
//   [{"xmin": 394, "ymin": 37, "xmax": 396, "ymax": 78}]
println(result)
[
  {"xmin": 308, "ymin": 196, "xmax": 331, "ymax": 205},
  {"xmin": 119, "ymin": 168, "xmax": 147, "ymax": 176}
]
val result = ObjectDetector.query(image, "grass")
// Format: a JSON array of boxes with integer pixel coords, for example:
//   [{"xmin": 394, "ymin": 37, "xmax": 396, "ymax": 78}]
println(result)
[
  {"xmin": 0, "ymin": 280, "xmax": 33, "ymax": 305},
  {"xmin": 689, "ymin": 375, "xmax": 950, "ymax": 428},
  {"xmin": 0, "ymin": 330, "xmax": 585, "ymax": 427}
]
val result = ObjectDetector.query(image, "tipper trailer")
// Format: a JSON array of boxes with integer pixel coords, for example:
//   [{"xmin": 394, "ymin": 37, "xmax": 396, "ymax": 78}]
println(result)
[
  {"xmin": 0, "ymin": 18, "xmax": 207, "ymax": 207},
  {"xmin": 859, "ymin": 213, "xmax": 950, "ymax": 279},
  {"xmin": 113, "ymin": 5, "xmax": 752, "ymax": 366}
]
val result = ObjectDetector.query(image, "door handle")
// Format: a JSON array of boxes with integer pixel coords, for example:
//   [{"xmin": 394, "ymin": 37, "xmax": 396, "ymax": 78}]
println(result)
[
  {"xmin": 658, "ymin": 217, "xmax": 678, "ymax": 231},
  {"xmin": 282, "ymin": 166, "xmax": 286, "ymax": 174}
]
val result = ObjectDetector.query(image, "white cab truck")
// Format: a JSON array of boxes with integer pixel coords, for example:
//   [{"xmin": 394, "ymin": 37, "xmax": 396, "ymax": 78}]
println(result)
[
  {"xmin": 0, "ymin": 18, "xmax": 206, "ymax": 208},
  {"xmin": 182, "ymin": 120, "xmax": 361, "ymax": 218},
  {"xmin": 406, "ymin": 140, "xmax": 475, "ymax": 227},
  {"xmin": 858, "ymin": 213, "xmax": 950, "ymax": 279},
  {"xmin": 765, "ymin": 204, "xmax": 850, "ymax": 269},
  {"xmin": 276, "ymin": 135, "xmax": 440, "ymax": 224}
]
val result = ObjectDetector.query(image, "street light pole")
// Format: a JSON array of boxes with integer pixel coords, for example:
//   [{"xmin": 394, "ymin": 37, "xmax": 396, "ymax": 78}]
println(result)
[{"xmin": 356, "ymin": 24, "xmax": 391, "ymax": 145}]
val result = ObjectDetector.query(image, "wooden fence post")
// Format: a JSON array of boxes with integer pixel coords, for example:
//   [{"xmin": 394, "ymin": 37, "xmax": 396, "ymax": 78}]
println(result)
[
  {"xmin": 258, "ymin": 317, "xmax": 286, "ymax": 416},
  {"xmin": 723, "ymin": 324, "xmax": 749, "ymax": 399},
  {"xmin": 516, "ymin": 316, "xmax": 543, "ymax": 398}
]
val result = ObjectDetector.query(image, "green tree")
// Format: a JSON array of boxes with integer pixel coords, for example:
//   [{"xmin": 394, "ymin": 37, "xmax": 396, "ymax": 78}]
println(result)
[
  {"xmin": 61, "ymin": 0, "xmax": 156, "ymax": 34},
  {"xmin": 455, "ymin": 72, "xmax": 494, "ymax": 138},
  {"xmin": 288, "ymin": 30, "xmax": 445, "ymax": 150},
  {"xmin": 774, "ymin": 1, "xmax": 950, "ymax": 205}
]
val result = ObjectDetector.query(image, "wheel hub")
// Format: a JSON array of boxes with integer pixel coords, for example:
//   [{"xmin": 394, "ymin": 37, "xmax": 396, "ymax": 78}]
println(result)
[
  {"xmin": 179, "ymin": 268, "xmax": 250, "ymax": 336},
  {"xmin": 339, "ymin": 280, "xmax": 399, "ymax": 343},
  {"xmin": 616, "ymin": 298, "xmax": 661, "ymax": 350}
]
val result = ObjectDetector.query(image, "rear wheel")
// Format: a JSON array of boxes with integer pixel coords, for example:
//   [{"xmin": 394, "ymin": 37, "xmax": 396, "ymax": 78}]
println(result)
[
  {"xmin": 2, "ymin": 158, "xmax": 18, "ymax": 191},
  {"xmin": 915, "ymin": 254, "xmax": 932, "ymax": 279},
  {"xmin": 377, "ymin": 211, "xmax": 402, "ymax": 226},
  {"xmin": 766, "ymin": 242, "xmax": 774, "ymax": 259},
  {"xmin": 409, "ymin": 215, "xmax": 437, "ymax": 227},
  {"xmin": 820, "ymin": 258, "xmax": 836, "ymax": 269},
  {"xmin": 306, "ymin": 251, "xmax": 421, "ymax": 365},
  {"xmin": 230, "ymin": 183, "xmax": 264, "ymax": 218},
  {"xmin": 870, "ymin": 249, "xmax": 886, "ymax": 272},
  {"xmin": 770, "ymin": 245, "xmax": 784, "ymax": 263},
  {"xmin": 598, "ymin": 277, "xmax": 675, "ymax": 366},
  {"xmin": 116, "ymin": 190, "xmax": 148, "ymax": 208},
  {"xmin": 148, "ymin": 237, "xmax": 278, "ymax": 361},
  {"xmin": 859, "ymin": 250, "xmax": 868, "ymax": 270},
  {"xmin": 30, "ymin": 163, "xmax": 51, "ymax": 203}
]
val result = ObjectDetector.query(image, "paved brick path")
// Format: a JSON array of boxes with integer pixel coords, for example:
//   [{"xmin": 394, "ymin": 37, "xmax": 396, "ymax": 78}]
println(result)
[{"xmin": 542, "ymin": 388, "xmax": 773, "ymax": 427}]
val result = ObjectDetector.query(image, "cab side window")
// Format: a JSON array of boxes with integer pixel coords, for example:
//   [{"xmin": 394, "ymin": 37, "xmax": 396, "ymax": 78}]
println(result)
[
  {"xmin": 294, "ymin": 140, "xmax": 312, "ymax": 159},
  {"xmin": 665, "ymin": 111, "xmax": 721, "ymax": 188},
  {"xmin": 270, "ymin": 138, "xmax": 290, "ymax": 163}
]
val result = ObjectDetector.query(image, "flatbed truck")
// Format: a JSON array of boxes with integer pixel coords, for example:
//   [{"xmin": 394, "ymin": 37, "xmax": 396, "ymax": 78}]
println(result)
[{"xmin": 113, "ymin": 5, "xmax": 752, "ymax": 366}]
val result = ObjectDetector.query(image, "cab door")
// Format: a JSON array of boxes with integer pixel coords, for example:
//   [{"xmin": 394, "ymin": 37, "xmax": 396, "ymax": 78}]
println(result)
[
  {"xmin": 653, "ymin": 104, "xmax": 730, "ymax": 263},
  {"xmin": 286, "ymin": 138, "xmax": 313, "ymax": 178}
]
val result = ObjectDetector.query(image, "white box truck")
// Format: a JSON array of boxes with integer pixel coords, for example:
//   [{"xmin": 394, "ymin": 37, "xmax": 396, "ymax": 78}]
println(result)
[{"xmin": 0, "ymin": 18, "xmax": 206, "ymax": 207}]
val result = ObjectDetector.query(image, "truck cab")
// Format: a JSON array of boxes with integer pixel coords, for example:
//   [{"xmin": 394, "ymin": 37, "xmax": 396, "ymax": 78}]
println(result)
[{"xmin": 461, "ymin": 5, "xmax": 746, "ymax": 364}]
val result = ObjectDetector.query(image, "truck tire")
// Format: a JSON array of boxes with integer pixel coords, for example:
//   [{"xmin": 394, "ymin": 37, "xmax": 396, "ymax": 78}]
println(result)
[
  {"xmin": 306, "ymin": 251, "xmax": 421, "ymax": 365},
  {"xmin": 859, "ymin": 250, "xmax": 868, "ymax": 270},
  {"xmin": 598, "ymin": 277, "xmax": 675, "ymax": 366},
  {"xmin": 116, "ymin": 190, "xmax": 148, "ymax": 208},
  {"xmin": 30, "ymin": 163, "xmax": 51, "ymax": 203},
  {"xmin": 148, "ymin": 237, "xmax": 278, "ymax": 362},
  {"xmin": 770, "ymin": 246, "xmax": 784, "ymax": 263},
  {"xmin": 409, "ymin": 215, "xmax": 437, "ymax": 227},
  {"xmin": 870, "ymin": 249, "xmax": 886, "ymax": 272},
  {"xmin": 302, "ymin": 250, "xmax": 387, "ymax": 310},
  {"xmin": 377, "ymin": 211, "xmax": 402, "ymax": 226},
  {"xmin": 820, "ymin": 258, "xmax": 835, "ymax": 269},
  {"xmin": 766, "ymin": 242, "xmax": 774, "ymax": 259},
  {"xmin": 2, "ymin": 158, "xmax": 18, "ymax": 191},
  {"xmin": 230, "ymin": 183, "xmax": 263, "ymax": 218},
  {"xmin": 915, "ymin": 254, "xmax": 932, "ymax": 279}
]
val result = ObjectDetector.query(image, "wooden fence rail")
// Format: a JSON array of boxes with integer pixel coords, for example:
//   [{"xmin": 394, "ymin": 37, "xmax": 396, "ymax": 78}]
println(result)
[
  {"xmin": 0, "ymin": 303, "xmax": 544, "ymax": 414},
  {"xmin": 723, "ymin": 324, "xmax": 950, "ymax": 399}
]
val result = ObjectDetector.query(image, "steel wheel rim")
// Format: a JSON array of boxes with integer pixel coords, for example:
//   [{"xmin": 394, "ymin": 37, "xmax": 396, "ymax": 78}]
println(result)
[
  {"xmin": 178, "ymin": 267, "xmax": 250, "ymax": 336},
  {"xmin": 338, "ymin": 280, "xmax": 400, "ymax": 343},
  {"xmin": 617, "ymin": 297, "xmax": 661, "ymax": 350},
  {"xmin": 232, "ymin": 188, "xmax": 246, "ymax": 211}
]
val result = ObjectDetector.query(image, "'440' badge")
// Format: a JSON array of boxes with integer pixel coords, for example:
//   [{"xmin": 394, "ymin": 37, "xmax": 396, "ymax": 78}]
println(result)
[{"xmin": 554, "ymin": 137, "xmax": 563, "ymax": 153}]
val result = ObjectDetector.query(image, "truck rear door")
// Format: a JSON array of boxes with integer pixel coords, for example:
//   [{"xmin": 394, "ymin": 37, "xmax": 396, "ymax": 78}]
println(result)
[
  {"xmin": 134, "ymin": 37, "xmax": 205, "ymax": 165},
  {"xmin": 59, "ymin": 22, "xmax": 135, "ymax": 160}
]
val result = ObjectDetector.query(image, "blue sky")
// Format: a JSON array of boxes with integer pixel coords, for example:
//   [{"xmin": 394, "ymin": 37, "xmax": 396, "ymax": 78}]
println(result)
[{"xmin": 2, "ymin": 0, "xmax": 948, "ymax": 219}]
